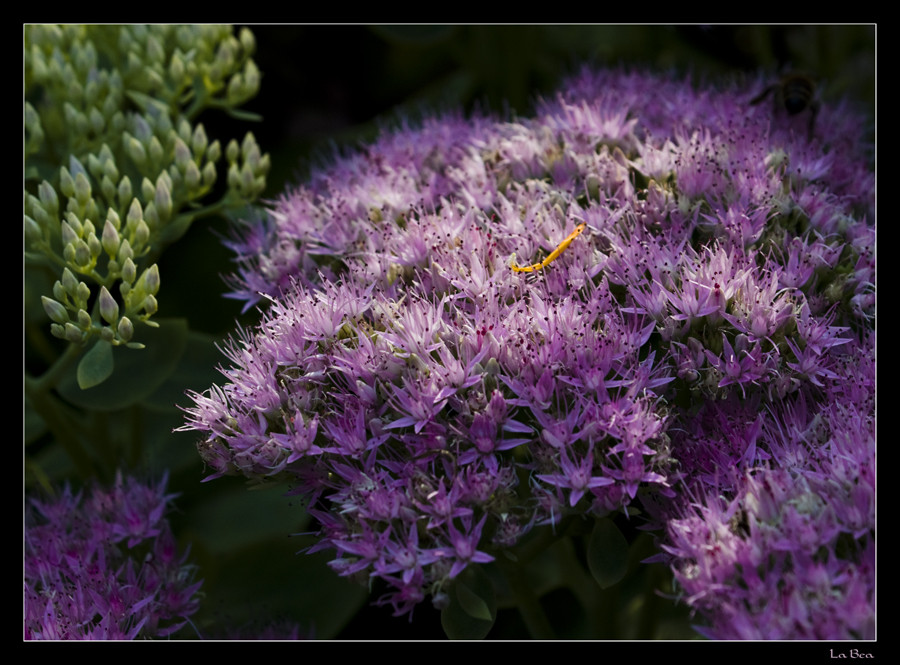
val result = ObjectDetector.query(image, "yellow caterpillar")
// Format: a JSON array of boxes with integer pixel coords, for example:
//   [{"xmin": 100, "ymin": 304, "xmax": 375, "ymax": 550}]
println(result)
[{"xmin": 510, "ymin": 222, "xmax": 587, "ymax": 273}]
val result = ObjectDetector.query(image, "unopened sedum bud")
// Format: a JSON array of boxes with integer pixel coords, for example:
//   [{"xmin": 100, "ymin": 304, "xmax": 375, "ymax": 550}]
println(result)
[
  {"xmin": 118, "ymin": 176, "xmax": 133, "ymax": 208},
  {"xmin": 215, "ymin": 35, "xmax": 237, "ymax": 70},
  {"xmin": 239, "ymin": 27, "xmax": 256, "ymax": 54},
  {"xmin": 243, "ymin": 142, "xmax": 261, "ymax": 171},
  {"xmin": 241, "ymin": 132, "xmax": 257, "ymax": 158},
  {"xmin": 24, "ymin": 215, "xmax": 42, "ymax": 245},
  {"xmin": 146, "ymin": 34, "xmax": 165, "ymax": 64},
  {"xmin": 64, "ymin": 322, "xmax": 84, "ymax": 343},
  {"xmin": 101, "ymin": 175, "xmax": 117, "ymax": 204},
  {"xmin": 77, "ymin": 309, "xmax": 92, "ymax": 329},
  {"xmin": 75, "ymin": 282, "xmax": 91, "ymax": 307},
  {"xmin": 52, "ymin": 280, "xmax": 67, "ymax": 303},
  {"xmin": 99, "ymin": 286, "xmax": 119, "ymax": 324},
  {"xmin": 103, "ymin": 156, "xmax": 119, "ymax": 183},
  {"xmin": 24, "ymin": 99, "xmax": 42, "ymax": 133},
  {"xmin": 59, "ymin": 167, "xmax": 76, "ymax": 199},
  {"xmin": 169, "ymin": 50, "xmax": 185, "ymax": 82},
  {"xmin": 125, "ymin": 133, "xmax": 148, "ymax": 167},
  {"xmin": 177, "ymin": 117, "xmax": 192, "ymax": 144},
  {"xmin": 206, "ymin": 139, "xmax": 221, "ymax": 163},
  {"xmin": 240, "ymin": 163, "xmax": 255, "ymax": 192},
  {"xmin": 252, "ymin": 176, "xmax": 266, "ymax": 197},
  {"xmin": 192, "ymin": 124, "xmax": 208, "ymax": 157},
  {"xmin": 259, "ymin": 153, "xmax": 271, "ymax": 175},
  {"xmin": 202, "ymin": 162, "xmax": 217, "ymax": 188},
  {"xmin": 106, "ymin": 207, "xmax": 121, "ymax": 231},
  {"xmin": 81, "ymin": 219, "xmax": 96, "ymax": 238},
  {"xmin": 134, "ymin": 219, "xmax": 151, "ymax": 247},
  {"xmin": 243, "ymin": 60, "xmax": 260, "ymax": 95},
  {"xmin": 118, "ymin": 239, "xmax": 134, "ymax": 263},
  {"xmin": 226, "ymin": 139, "xmax": 240, "ymax": 164},
  {"xmin": 148, "ymin": 136, "xmax": 164, "ymax": 165},
  {"xmin": 227, "ymin": 74, "xmax": 244, "ymax": 104},
  {"xmin": 98, "ymin": 143, "xmax": 116, "ymax": 171},
  {"xmin": 155, "ymin": 177, "xmax": 173, "ymax": 220},
  {"xmin": 117, "ymin": 316, "xmax": 134, "ymax": 342},
  {"xmin": 122, "ymin": 257, "xmax": 137, "ymax": 284},
  {"xmin": 86, "ymin": 231, "xmax": 102, "ymax": 259},
  {"xmin": 140, "ymin": 264, "xmax": 160, "ymax": 295},
  {"xmin": 141, "ymin": 177, "xmax": 156, "ymax": 202},
  {"xmin": 60, "ymin": 219, "xmax": 78, "ymax": 248},
  {"xmin": 142, "ymin": 203, "xmax": 159, "ymax": 230},
  {"xmin": 143, "ymin": 294, "xmax": 158, "ymax": 315},
  {"xmin": 38, "ymin": 180, "xmax": 59, "ymax": 214},
  {"xmin": 126, "ymin": 198, "xmax": 143, "ymax": 229},
  {"xmin": 227, "ymin": 163, "xmax": 241, "ymax": 189},
  {"xmin": 41, "ymin": 296, "xmax": 69, "ymax": 324},
  {"xmin": 64, "ymin": 212, "xmax": 83, "ymax": 237},
  {"xmin": 131, "ymin": 114, "xmax": 152, "ymax": 143},
  {"xmin": 184, "ymin": 161, "xmax": 202, "ymax": 191},
  {"xmin": 73, "ymin": 240, "xmax": 92, "ymax": 267},
  {"xmin": 61, "ymin": 267, "xmax": 79, "ymax": 295},
  {"xmin": 174, "ymin": 137, "xmax": 192, "ymax": 170}
]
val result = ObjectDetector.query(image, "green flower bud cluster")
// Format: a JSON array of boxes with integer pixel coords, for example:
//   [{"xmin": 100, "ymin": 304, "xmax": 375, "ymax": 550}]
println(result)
[
  {"xmin": 112, "ymin": 25, "xmax": 261, "ymax": 115},
  {"xmin": 25, "ymin": 25, "xmax": 260, "ymax": 154},
  {"xmin": 40, "ymin": 252, "xmax": 160, "ymax": 349},
  {"xmin": 225, "ymin": 132, "xmax": 270, "ymax": 202},
  {"xmin": 24, "ymin": 25, "xmax": 268, "ymax": 361}
]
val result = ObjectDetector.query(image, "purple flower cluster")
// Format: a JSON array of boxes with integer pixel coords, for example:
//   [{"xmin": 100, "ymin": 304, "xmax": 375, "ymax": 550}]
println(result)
[
  {"xmin": 181, "ymin": 68, "xmax": 874, "ymax": 632},
  {"xmin": 24, "ymin": 473, "xmax": 202, "ymax": 640},
  {"xmin": 660, "ymin": 327, "xmax": 874, "ymax": 639}
]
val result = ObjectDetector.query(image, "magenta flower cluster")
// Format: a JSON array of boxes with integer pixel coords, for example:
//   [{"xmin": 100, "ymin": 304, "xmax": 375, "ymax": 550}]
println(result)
[
  {"xmin": 24, "ymin": 473, "xmax": 202, "ymax": 640},
  {"xmin": 181, "ymin": 68, "xmax": 874, "ymax": 633},
  {"xmin": 660, "ymin": 328, "xmax": 875, "ymax": 639}
]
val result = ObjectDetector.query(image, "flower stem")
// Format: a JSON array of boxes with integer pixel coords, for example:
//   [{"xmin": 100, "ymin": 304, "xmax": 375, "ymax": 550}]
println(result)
[
  {"xmin": 25, "ymin": 374, "xmax": 95, "ymax": 480},
  {"xmin": 499, "ymin": 556, "xmax": 556, "ymax": 639}
]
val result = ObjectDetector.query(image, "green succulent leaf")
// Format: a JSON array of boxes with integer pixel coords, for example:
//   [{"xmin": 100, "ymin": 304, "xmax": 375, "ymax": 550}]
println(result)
[
  {"xmin": 223, "ymin": 107, "xmax": 264, "ymax": 122},
  {"xmin": 60, "ymin": 318, "xmax": 189, "ymax": 409},
  {"xmin": 457, "ymin": 580, "xmax": 493, "ymax": 621},
  {"xmin": 586, "ymin": 517, "xmax": 629, "ymax": 589},
  {"xmin": 77, "ymin": 339, "xmax": 114, "ymax": 389},
  {"xmin": 441, "ymin": 566, "xmax": 496, "ymax": 639}
]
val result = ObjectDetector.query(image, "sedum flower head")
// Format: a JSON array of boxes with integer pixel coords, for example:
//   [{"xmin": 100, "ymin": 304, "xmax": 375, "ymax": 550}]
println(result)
[
  {"xmin": 24, "ymin": 472, "xmax": 202, "ymax": 640},
  {"xmin": 183, "ymin": 68, "xmax": 873, "ymax": 626}
]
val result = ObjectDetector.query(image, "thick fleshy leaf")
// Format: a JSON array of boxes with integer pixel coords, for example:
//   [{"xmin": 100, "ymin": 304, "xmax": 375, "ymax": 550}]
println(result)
[
  {"xmin": 77, "ymin": 340, "xmax": 114, "ymax": 389},
  {"xmin": 587, "ymin": 517, "xmax": 629, "ymax": 589},
  {"xmin": 457, "ymin": 580, "xmax": 493, "ymax": 621},
  {"xmin": 59, "ymin": 318, "xmax": 189, "ymax": 410},
  {"xmin": 184, "ymin": 481, "xmax": 367, "ymax": 638},
  {"xmin": 441, "ymin": 566, "xmax": 496, "ymax": 639}
]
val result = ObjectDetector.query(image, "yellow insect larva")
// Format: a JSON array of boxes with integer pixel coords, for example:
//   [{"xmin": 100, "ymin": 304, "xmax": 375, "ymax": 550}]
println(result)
[{"xmin": 510, "ymin": 222, "xmax": 587, "ymax": 273}]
